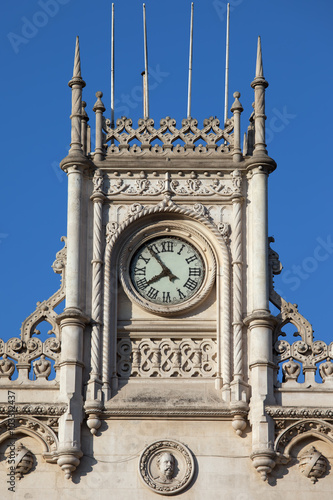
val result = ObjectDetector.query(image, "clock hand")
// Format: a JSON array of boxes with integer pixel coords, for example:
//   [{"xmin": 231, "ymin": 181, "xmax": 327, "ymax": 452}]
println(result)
[
  {"xmin": 146, "ymin": 269, "xmax": 169, "ymax": 285},
  {"xmin": 147, "ymin": 246, "xmax": 179, "ymax": 282}
]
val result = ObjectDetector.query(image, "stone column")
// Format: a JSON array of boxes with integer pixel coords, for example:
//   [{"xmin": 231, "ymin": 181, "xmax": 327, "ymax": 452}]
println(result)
[
  {"xmin": 245, "ymin": 163, "xmax": 276, "ymax": 480},
  {"xmin": 245, "ymin": 37, "xmax": 277, "ymax": 481},
  {"xmin": 57, "ymin": 36, "xmax": 92, "ymax": 480},
  {"xmin": 85, "ymin": 170, "xmax": 105, "ymax": 434},
  {"xmin": 93, "ymin": 92, "xmax": 106, "ymax": 162},
  {"xmin": 230, "ymin": 92, "xmax": 243, "ymax": 162}
]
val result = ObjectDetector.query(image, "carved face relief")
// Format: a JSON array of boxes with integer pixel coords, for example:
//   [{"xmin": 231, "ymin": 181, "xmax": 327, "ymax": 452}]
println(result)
[
  {"xmin": 139, "ymin": 440, "xmax": 195, "ymax": 495},
  {"xmin": 156, "ymin": 452, "xmax": 175, "ymax": 482}
]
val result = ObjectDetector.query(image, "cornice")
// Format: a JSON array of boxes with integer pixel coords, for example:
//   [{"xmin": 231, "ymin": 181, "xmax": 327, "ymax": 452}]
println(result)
[
  {"xmin": 97, "ymin": 406, "xmax": 249, "ymax": 420},
  {"xmin": 266, "ymin": 406, "xmax": 333, "ymax": 420}
]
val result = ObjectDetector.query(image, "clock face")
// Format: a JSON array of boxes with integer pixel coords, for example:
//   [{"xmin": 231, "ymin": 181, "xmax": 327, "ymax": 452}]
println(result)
[{"xmin": 129, "ymin": 236, "xmax": 205, "ymax": 306}]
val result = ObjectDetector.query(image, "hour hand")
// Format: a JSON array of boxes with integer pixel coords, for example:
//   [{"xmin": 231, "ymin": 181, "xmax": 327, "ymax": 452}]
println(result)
[
  {"xmin": 146, "ymin": 269, "xmax": 168, "ymax": 285},
  {"xmin": 166, "ymin": 271, "xmax": 178, "ymax": 282},
  {"xmin": 147, "ymin": 247, "xmax": 178, "ymax": 282}
]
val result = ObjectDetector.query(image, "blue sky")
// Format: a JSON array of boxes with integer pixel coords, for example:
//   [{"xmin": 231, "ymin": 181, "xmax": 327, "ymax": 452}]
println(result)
[{"xmin": 1, "ymin": 0, "xmax": 333, "ymax": 351}]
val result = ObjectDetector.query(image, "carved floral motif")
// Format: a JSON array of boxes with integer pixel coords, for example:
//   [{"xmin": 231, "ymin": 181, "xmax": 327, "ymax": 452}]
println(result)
[{"xmin": 106, "ymin": 176, "xmax": 237, "ymax": 197}]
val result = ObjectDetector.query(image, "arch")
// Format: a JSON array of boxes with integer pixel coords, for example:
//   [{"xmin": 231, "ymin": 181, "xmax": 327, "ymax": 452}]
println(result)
[
  {"xmin": 275, "ymin": 419, "xmax": 333, "ymax": 460},
  {"xmin": 101, "ymin": 198, "xmax": 232, "ymax": 399},
  {"xmin": 0, "ymin": 416, "xmax": 58, "ymax": 461}
]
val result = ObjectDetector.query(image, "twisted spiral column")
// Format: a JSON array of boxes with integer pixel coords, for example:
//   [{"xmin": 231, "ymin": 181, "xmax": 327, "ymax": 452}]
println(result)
[
  {"xmin": 86, "ymin": 177, "xmax": 104, "ymax": 401},
  {"xmin": 232, "ymin": 197, "xmax": 243, "ymax": 378},
  {"xmin": 90, "ymin": 195, "xmax": 103, "ymax": 378}
]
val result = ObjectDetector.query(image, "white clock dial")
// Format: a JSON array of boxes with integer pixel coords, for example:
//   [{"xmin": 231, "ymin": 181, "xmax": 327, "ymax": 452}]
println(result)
[{"xmin": 130, "ymin": 236, "xmax": 205, "ymax": 305}]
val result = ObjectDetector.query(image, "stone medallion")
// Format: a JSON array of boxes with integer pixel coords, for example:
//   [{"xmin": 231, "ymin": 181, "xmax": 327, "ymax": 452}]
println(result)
[{"xmin": 138, "ymin": 439, "xmax": 195, "ymax": 495}]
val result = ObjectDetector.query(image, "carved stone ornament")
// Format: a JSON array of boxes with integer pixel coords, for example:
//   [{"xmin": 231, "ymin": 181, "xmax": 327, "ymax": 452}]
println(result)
[
  {"xmin": 6, "ymin": 442, "xmax": 34, "ymax": 479},
  {"xmin": 298, "ymin": 446, "xmax": 328, "ymax": 483},
  {"xmin": 106, "ymin": 174, "xmax": 237, "ymax": 198},
  {"xmin": 103, "ymin": 115, "xmax": 234, "ymax": 157},
  {"xmin": 138, "ymin": 439, "xmax": 195, "ymax": 496}
]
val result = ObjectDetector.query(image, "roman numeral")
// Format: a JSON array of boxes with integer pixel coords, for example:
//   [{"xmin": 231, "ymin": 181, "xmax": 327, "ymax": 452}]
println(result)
[
  {"xmin": 177, "ymin": 244, "xmax": 185, "ymax": 255},
  {"xmin": 183, "ymin": 278, "xmax": 198, "ymax": 291},
  {"xmin": 138, "ymin": 255, "xmax": 150, "ymax": 264},
  {"xmin": 162, "ymin": 291, "xmax": 171, "ymax": 303},
  {"xmin": 134, "ymin": 267, "xmax": 146, "ymax": 276},
  {"xmin": 189, "ymin": 267, "xmax": 201, "ymax": 276},
  {"xmin": 146, "ymin": 287, "xmax": 159, "ymax": 299},
  {"xmin": 136, "ymin": 278, "xmax": 149, "ymax": 290},
  {"xmin": 161, "ymin": 241, "xmax": 174, "ymax": 252},
  {"xmin": 185, "ymin": 254, "xmax": 198, "ymax": 264},
  {"xmin": 177, "ymin": 288, "xmax": 186, "ymax": 299},
  {"xmin": 148, "ymin": 243, "xmax": 160, "ymax": 254}
]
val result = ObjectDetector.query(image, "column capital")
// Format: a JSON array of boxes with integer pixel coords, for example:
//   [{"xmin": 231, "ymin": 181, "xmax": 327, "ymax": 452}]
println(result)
[
  {"xmin": 244, "ymin": 310, "xmax": 277, "ymax": 329},
  {"xmin": 56, "ymin": 308, "xmax": 90, "ymax": 327}
]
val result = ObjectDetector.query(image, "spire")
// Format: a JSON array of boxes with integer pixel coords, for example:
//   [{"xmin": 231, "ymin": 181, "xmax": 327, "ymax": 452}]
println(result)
[
  {"xmin": 74, "ymin": 36, "xmax": 81, "ymax": 78},
  {"xmin": 251, "ymin": 36, "xmax": 268, "ymax": 89},
  {"xmin": 65, "ymin": 36, "xmax": 87, "ymax": 161},
  {"xmin": 255, "ymin": 36, "xmax": 263, "ymax": 79},
  {"xmin": 60, "ymin": 37, "xmax": 93, "ymax": 171},
  {"xmin": 251, "ymin": 36, "xmax": 268, "ymax": 155},
  {"xmin": 69, "ymin": 36, "xmax": 85, "ymax": 88}
]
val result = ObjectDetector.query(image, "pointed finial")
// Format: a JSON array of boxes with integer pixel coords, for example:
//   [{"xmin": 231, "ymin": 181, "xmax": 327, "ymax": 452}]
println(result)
[
  {"xmin": 69, "ymin": 36, "xmax": 85, "ymax": 89},
  {"xmin": 251, "ymin": 36, "xmax": 268, "ymax": 89},
  {"xmin": 230, "ymin": 91, "xmax": 243, "ymax": 113},
  {"xmin": 251, "ymin": 38, "xmax": 268, "ymax": 155},
  {"xmin": 93, "ymin": 91, "xmax": 106, "ymax": 113},
  {"xmin": 255, "ymin": 36, "xmax": 263, "ymax": 78},
  {"xmin": 74, "ymin": 36, "xmax": 81, "ymax": 78}
]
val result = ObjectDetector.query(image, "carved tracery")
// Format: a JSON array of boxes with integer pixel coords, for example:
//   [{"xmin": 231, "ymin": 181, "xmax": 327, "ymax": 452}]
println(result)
[
  {"xmin": 269, "ymin": 238, "xmax": 333, "ymax": 384},
  {"xmin": 0, "ymin": 238, "xmax": 66, "ymax": 383},
  {"xmin": 103, "ymin": 116, "xmax": 234, "ymax": 157}
]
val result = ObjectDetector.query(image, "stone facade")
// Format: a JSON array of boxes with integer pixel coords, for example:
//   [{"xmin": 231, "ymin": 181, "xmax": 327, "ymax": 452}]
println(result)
[{"xmin": 0, "ymin": 34, "xmax": 332, "ymax": 499}]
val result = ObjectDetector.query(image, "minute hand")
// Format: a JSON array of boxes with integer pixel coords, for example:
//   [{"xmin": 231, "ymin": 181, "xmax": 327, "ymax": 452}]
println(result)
[{"xmin": 147, "ymin": 246, "xmax": 178, "ymax": 282}]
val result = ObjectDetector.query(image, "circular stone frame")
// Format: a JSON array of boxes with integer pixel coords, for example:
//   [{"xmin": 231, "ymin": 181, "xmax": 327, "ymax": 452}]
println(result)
[
  {"xmin": 138, "ymin": 439, "xmax": 195, "ymax": 495},
  {"xmin": 119, "ymin": 221, "xmax": 216, "ymax": 316}
]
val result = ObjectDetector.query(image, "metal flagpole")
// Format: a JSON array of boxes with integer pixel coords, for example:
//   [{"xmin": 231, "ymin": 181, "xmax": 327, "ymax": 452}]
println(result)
[
  {"xmin": 224, "ymin": 3, "xmax": 230, "ymax": 127},
  {"xmin": 143, "ymin": 3, "xmax": 149, "ymax": 119},
  {"xmin": 187, "ymin": 2, "xmax": 194, "ymax": 119},
  {"xmin": 111, "ymin": 2, "xmax": 115, "ymax": 129}
]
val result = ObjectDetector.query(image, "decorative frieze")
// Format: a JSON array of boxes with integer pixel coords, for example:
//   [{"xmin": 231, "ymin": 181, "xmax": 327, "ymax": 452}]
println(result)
[
  {"xmin": 266, "ymin": 406, "xmax": 333, "ymax": 420},
  {"xmin": 0, "ymin": 404, "xmax": 67, "ymax": 416},
  {"xmin": 117, "ymin": 338, "xmax": 217, "ymax": 378},
  {"xmin": 105, "ymin": 173, "xmax": 238, "ymax": 198}
]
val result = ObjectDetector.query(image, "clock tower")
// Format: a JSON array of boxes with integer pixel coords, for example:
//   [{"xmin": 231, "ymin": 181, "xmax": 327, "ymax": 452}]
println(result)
[{"xmin": 0, "ymin": 25, "xmax": 333, "ymax": 500}]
